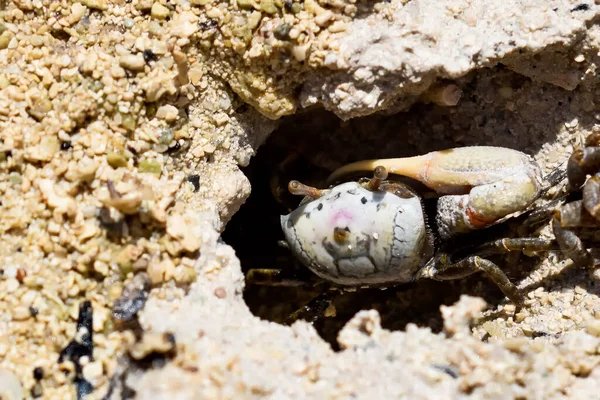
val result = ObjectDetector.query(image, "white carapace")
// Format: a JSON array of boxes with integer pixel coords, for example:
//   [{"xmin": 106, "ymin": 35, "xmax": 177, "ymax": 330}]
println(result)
[{"xmin": 280, "ymin": 182, "xmax": 434, "ymax": 286}]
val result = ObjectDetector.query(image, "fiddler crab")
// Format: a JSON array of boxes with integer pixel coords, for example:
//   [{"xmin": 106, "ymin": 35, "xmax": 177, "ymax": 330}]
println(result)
[{"xmin": 247, "ymin": 136, "xmax": 600, "ymax": 324}]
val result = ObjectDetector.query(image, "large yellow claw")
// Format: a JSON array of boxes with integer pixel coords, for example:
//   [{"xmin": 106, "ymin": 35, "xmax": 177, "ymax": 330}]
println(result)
[{"xmin": 327, "ymin": 146, "xmax": 544, "ymax": 237}]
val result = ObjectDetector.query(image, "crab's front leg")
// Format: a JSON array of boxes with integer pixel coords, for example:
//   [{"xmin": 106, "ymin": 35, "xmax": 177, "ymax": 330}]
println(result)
[
  {"xmin": 552, "ymin": 176, "xmax": 600, "ymax": 269},
  {"xmin": 551, "ymin": 133, "xmax": 600, "ymax": 268},
  {"xmin": 566, "ymin": 132, "xmax": 600, "ymax": 190},
  {"xmin": 327, "ymin": 146, "xmax": 544, "ymax": 239},
  {"xmin": 552, "ymin": 204, "xmax": 595, "ymax": 268}
]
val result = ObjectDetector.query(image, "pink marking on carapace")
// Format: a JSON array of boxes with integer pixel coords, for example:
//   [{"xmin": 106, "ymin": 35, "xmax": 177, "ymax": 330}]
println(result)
[{"xmin": 331, "ymin": 209, "xmax": 353, "ymax": 225}]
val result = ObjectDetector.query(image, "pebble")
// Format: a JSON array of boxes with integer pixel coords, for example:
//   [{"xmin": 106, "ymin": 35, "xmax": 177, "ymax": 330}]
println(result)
[
  {"xmin": 292, "ymin": 44, "xmax": 308, "ymax": 62},
  {"xmin": 315, "ymin": 10, "xmax": 333, "ymax": 27},
  {"xmin": 0, "ymin": 32, "xmax": 13, "ymax": 50},
  {"xmin": 82, "ymin": 0, "xmax": 108, "ymax": 11},
  {"xmin": 189, "ymin": 68, "xmax": 203, "ymax": 85},
  {"xmin": 82, "ymin": 361, "xmax": 104, "ymax": 386},
  {"xmin": 260, "ymin": 0, "xmax": 278, "ymax": 14},
  {"xmin": 328, "ymin": 21, "xmax": 348, "ymax": 33},
  {"xmin": 206, "ymin": 7, "xmax": 223, "ymax": 19},
  {"xmin": 212, "ymin": 112, "xmax": 229, "ymax": 126},
  {"xmin": 214, "ymin": 287, "xmax": 227, "ymax": 299},
  {"xmin": 5, "ymin": 279, "xmax": 19, "ymax": 293},
  {"xmin": 119, "ymin": 54, "xmax": 146, "ymax": 72},
  {"xmin": 0, "ymin": 369, "xmax": 23, "ymax": 400},
  {"xmin": 248, "ymin": 11, "xmax": 262, "ymax": 29},
  {"xmin": 151, "ymin": 2, "xmax": 170, "ymax": 20},
  {"xmin": 156, "ymin": 105, "xmax": 179, "ymax": 122},
  {"xmin": 11, "ymin": 307, "xmax": 30, "ymax": 321},
  {"xmin": 586, "ymin": 320, "xmax": 600, "ymax": 337},
  {"xmin": 70, "ymin": 3, "xmax": 87, "ymax": 24}
]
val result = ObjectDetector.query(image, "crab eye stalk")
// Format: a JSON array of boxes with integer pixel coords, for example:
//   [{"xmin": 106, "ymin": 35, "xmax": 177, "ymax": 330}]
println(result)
[
  {"xmin": 368, "ymin": 165, "xmax": 388, "ymax": 191},
  {"xmin": 288, "ymin": 180, "xmax": 324, "ymax": 199}
]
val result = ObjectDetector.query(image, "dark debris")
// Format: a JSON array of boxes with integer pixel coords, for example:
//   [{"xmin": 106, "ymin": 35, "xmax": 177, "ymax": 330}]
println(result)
[
  {"xmin": 431, "ymin": 363, "xmax": 459, "ymax": 378},
  {"xmin": 113, "ymin": 273, "xmax": 151, "ymax": 323},
  {"xmin": 58, "ymin": 301, "xmax": 94, "ymax": 400},
  {"xmin": 142, "ymin": 49, "xmax": 158, "ymax": 64},
  {"xmin": 186, "ymin": 174, "xmax": 200, "ymax": 192},
  {"xmin": 571, "ymin": 3, "xmax": 590, "ymax": 12},
  {"xmin": 273, "ymin": 23, "xmax": 292, "ymax": 40},
  {"xmin": 198, "ymin": 18, "xmax": 218, "ymax": 30},
  {"xmin": 129, "ymin": 332, "xmax": 177, "ymax": 370},
  {"xmin": 33, "ymin": 367, "xmax": 44, "ymax": 381}
]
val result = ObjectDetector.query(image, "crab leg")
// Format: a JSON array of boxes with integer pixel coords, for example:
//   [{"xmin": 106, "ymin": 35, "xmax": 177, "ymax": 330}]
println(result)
[
  {"xmin": 245, "ymin": 268, "xmax": 322, "ymax": 287},
  {"xmin": 471, "ymin": 237, "xmax": 557, "ymax": 258},
  {"xmin": 552, "ymin": 199, "xmax": 600, "ymax": 268},
  {"xmin": 566, "ymin": 133, "xmax": 600, "ymax": 190},
  {"xmin": 245, "ymin": 269, "xmax": 334, "ymax": 324},
  {"xmin": 554, "ymin": 133, "xmax": 600, "ymax": 268},
  {"xmin": 552, "ymin": 210, "xmax": 595, "ymax": 268},
  {"xmin": 513, "ymin": 198, "xmax": 566, "ymax": 236},
  {"xmin": 567, "ymin": 147, "xmax": 600, "ymax": 190},
  {"xmin": 284, "ymin": 291, "xmax": 335, "ymax": 325},
  {"xmin": 418, "ymin": 254, "xmax": 524, "ymax": 306}
]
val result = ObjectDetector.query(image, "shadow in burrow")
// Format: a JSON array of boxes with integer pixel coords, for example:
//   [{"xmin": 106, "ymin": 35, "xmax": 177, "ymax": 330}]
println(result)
[{"xmin": 222, "ymin": 65, "xmax": 600, "ymax": 349}]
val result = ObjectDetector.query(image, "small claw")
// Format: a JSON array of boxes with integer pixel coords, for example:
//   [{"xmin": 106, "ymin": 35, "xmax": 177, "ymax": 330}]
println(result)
[
  {"xmin": 288, "ymin": 180, "xmax": 324, "ymax": 199},
  {"xmin": 583, "ymin": 175, "xmax": 600, "ymax": 220},
  {"xmin": 367, "ymin": 165, "xmax": 388, "ymax": 191},
  {"xmin": 552, "ymin": 212, "xmax": 595, "ymax": 268},
  {"xmin": 567, "ymin": 146, "xmax": 600, "ymax": 191},
  {"xmin": 557, "ymin": 200, "xmax": 598, "ymax": 228},
  {"xmin": 328, "ymin": 146, "xmax": 541, "ymax": 194},
  {"xmin": 567, "ymin": 148, "xmax": 587, "ymax": 190},
  {"xmin": 585, "ymin": 131, "xmax": 600, "ymax": 147}
]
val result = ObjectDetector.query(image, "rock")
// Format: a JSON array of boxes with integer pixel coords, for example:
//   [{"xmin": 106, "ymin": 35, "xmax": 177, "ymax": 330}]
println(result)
[
  {"xmin": 299, "ymin": 0, "xmax": 600, "ymax": 119},
  {"xmin": 169, "ymin": 11, "xmax": 199, "ymax": 38},
  {"xmin": 37, "ymin": 179, "xmax": 78, "ymax": 217},
  {"xmin": 0, "ymin": 369, "xmax": 23, "ymax": 400},
  {"xmin": 82, "ymin": 0, "xmax": 107, "ymax": 11},
  {"xmin": 0, "ymin": 32, "xmax": 13, "ymax": 50},
  {"xmin": 151, "ymin": 2, "xmax": 170, "ymax": 20},
  {"xmin": 69, "ymin": 3, "xmax": 87, "ymax": 24},
  {"xmin": 119, "ymin": 53, "xmax": 146, "ymax": 72},
  {"xmin": 156, "ymin": 105, "xmax": 179, "ymax": 122},
  {"xmin": 166, "ymin": 214, "xmax": 202, "ymax": 253}
]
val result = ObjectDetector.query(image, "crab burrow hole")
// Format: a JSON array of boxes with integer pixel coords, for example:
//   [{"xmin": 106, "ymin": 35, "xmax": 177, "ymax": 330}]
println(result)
[{"xmin": 222, "ymin": 67, "xmax": 592, "ymax": 347}]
